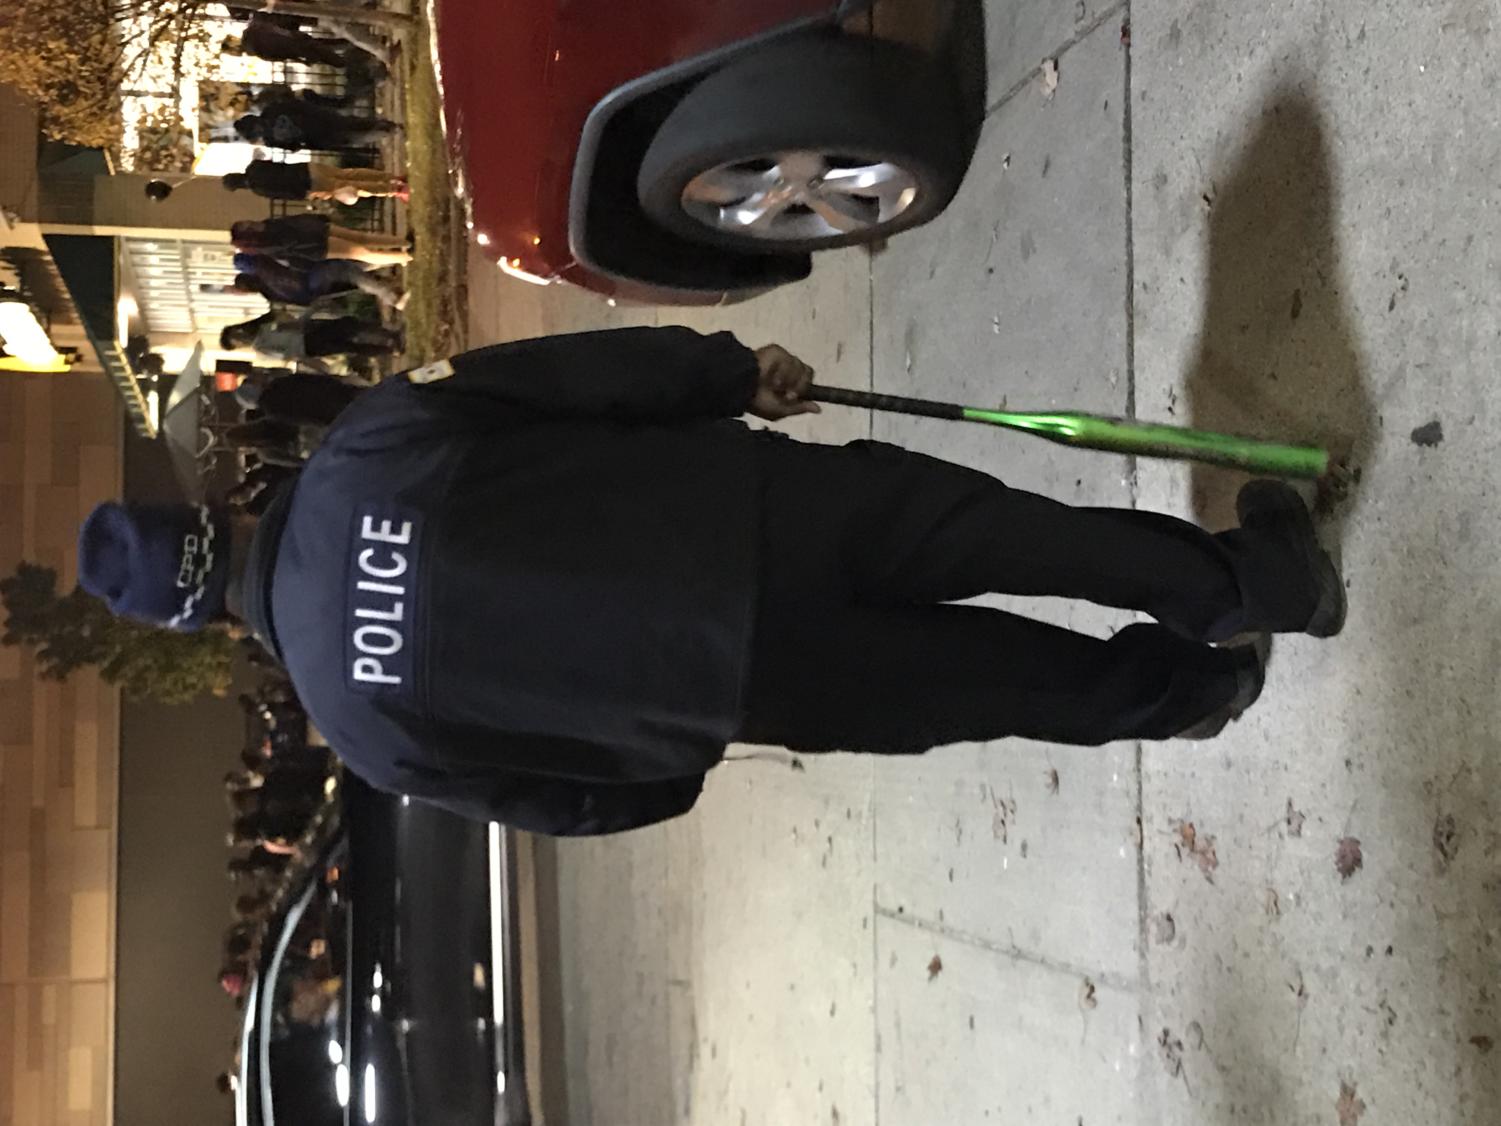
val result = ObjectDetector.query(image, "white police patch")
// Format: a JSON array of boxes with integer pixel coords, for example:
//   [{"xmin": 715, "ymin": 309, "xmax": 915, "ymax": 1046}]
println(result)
[
  {"xmin": 406, "ymin": 359, "xmax": 455, "ymax": 385},
  {"xmin": 345, "ymin": 505, "xmax": 421, "ymax": 695}
]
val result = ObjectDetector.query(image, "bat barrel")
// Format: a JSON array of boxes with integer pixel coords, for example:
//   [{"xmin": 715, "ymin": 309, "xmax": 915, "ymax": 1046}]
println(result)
[
  {"xmin": 1048, "ymin": 414, "xmax": 1330, "ymax": 478},
  {"xmin": 807, "ymin": 386, "xmax": 1329, "ymax": 479}
]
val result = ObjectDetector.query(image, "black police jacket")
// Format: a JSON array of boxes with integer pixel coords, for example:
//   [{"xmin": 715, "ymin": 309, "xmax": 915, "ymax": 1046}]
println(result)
[{"xmin": 242, "ymin": 328, "xmax": 764, "ymax": 835}]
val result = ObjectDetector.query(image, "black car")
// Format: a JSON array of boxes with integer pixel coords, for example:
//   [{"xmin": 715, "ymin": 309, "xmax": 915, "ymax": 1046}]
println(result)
[{"xmin": 236, "ymin": 776, "xmax": 530, "ymax": 1126}]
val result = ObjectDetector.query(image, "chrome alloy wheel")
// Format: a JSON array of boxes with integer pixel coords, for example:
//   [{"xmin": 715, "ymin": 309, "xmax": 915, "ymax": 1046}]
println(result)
[{"xmin": 679, "ymin": 150, "xmax": 920, "ymax": 243}]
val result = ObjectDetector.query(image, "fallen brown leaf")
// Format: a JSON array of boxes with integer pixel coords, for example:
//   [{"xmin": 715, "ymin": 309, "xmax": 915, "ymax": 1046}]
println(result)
[
  {"xmin": 1158, "ymin": 1027, "xmax": 1185, "ymax": 1080},
  {"xmin": 1336, "ymin": 837, "xmax": 1364, "ymax": 881},
  {"xmin": 1153, "ymin": 912, "xmax": 1177, "ymax": 944},
  {"xmin": 1433, "ymin": 813, "xmax": 1459, "ymax": 868},
  {"xmin": 1336, "ymin": 1081, "xmax": 1366, "ymax": 1126},
  {"xmin": 1079, "ymin": 977, "xmax": 1098, "ymax": 1011},
  {"xmin": 1290, "ymin": 970, "xmax": 1309, "ymax": 1047},
  {"xmin": 1285, "ymin": 799, "xmax": 1306, "ymax": 837},
  {"xmin": 1039, "ymin": 57, "xmax": 1059, "ymax": 98},
  {"xmin": 1171, "ymin": 819, "xmax": 1218, "ymax": 881},
  {"xmin": 1195, "ymin": 838, "xmax": 1219, "ymax": 879},
  {"xmin": 988, "ymin": 786, "xmax": 1017, "ymax": 843},
  {"xmin": 926, "ymin": 954, "xmax": 943, "ymax": 982}
]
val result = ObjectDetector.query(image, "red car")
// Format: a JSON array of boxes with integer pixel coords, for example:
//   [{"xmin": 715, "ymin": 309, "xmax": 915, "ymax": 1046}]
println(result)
[{"xmin": 429, "ymin": 0, "xmax": 970, "ymax": 302}]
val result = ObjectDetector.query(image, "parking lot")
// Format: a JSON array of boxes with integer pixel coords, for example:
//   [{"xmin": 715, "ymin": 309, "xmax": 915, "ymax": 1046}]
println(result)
[{"xmin": 470, "ymin": 1, "xmax": 1500, "ymax": 1121}]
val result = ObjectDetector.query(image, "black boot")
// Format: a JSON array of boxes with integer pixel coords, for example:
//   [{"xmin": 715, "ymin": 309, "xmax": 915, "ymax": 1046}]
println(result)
[
  {"xmin": 1176, "ymin": 637, "xmax": 1267, "ymax": 740},
  {"xmin": 1236, "ymin": 480, "xmax": 1346, "ymax": 638}
]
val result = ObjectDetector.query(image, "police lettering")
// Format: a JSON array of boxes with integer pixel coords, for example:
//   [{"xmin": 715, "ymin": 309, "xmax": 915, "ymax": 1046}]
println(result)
[
  {"xmin": 176, "ymin": 533, "xmax": 200, "ymax": 588},
  {"xmin": 351, "ymin": 516, "xmax": 413, "ymax": 686}
]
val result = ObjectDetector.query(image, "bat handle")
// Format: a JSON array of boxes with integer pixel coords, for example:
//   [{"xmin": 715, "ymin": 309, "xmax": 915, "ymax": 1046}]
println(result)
[{"xmin": 806, "ymin": 384, "xmax": 965, "ymax": 421}]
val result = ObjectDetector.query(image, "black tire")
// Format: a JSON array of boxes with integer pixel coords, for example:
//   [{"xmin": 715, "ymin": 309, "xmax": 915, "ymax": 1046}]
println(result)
[{"xmin": 636, "ymin": 35, "xmax": 966, "ymax": 255}]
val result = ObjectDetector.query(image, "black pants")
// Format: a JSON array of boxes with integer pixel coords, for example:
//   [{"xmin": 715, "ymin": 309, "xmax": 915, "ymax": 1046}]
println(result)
[
  {"xmin": 304, "ymin": 317, "xmax": 396, "ymax": 358},
  {"xmin": 738, "ymin": 437, "xmax": 1318, "ymax": 752}
]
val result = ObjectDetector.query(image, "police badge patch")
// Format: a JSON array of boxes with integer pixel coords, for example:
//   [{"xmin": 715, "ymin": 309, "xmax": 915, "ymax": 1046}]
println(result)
[{"xmin": 406, "ymin": 359, "xmax": 455, "ymax": 385}]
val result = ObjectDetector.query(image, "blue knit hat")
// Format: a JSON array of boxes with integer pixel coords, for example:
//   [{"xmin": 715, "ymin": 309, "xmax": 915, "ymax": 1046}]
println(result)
[{"xmin": 77, "ymin": 503, "xmax": 233, "ymax": 631}]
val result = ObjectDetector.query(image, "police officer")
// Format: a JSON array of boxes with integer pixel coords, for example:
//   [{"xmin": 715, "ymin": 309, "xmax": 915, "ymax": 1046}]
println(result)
[{"xmin": 77, "ymin": 328, "xmax": 1343, "ymax": 836}]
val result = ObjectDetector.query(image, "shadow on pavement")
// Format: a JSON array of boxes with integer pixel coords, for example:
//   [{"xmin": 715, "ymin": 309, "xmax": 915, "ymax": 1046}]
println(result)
[
  {"xmin": 1186, "ymin": 84, "xmax": 1499, "ymax": 1124},
  {"xmin": 1181, "ymin": 86, "xmax": 1370, "ymax": 1126},
  {"xmin": 1184, "ymin": 88, "xmax": 1374, "ymax": 544}
]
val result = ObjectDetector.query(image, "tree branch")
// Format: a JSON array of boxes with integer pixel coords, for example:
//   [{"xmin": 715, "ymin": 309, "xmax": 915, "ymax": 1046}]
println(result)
[{"xmin": 234, "ymin": 0, "xmax": 414, "ymax": 29}]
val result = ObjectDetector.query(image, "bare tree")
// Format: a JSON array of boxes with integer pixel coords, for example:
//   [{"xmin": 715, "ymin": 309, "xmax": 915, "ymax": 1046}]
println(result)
[{"xmin": 0, "ymin": 0, "xmax": 212, "ymax": 147}]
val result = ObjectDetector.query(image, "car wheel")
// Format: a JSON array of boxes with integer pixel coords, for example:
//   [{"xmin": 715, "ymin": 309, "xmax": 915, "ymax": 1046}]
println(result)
[{"xmin": 637, "ymin": 36, "xmax": 965, "ymax": 255}]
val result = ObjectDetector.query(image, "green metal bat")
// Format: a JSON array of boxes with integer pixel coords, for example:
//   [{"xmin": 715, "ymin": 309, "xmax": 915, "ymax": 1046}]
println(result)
[{"xmin": 806, "ymin": 385, "xmax": 1328, "ymax": 479}]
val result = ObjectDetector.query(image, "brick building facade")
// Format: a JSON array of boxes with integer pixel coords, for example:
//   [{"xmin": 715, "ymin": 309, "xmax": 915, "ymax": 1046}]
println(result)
[{"xmin": 0, "ymin": 370, "xmax": 124, "ymax": 1126}]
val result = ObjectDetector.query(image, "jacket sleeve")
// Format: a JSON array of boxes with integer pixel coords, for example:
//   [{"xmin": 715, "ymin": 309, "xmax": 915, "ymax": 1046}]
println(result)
[
  {"xmin": 407, "ymin": 327, "xmax": 760, "ymax": 422},
  {"xmin": 407, "ymin": 770, "xmax": 707, "ymax": 837}
]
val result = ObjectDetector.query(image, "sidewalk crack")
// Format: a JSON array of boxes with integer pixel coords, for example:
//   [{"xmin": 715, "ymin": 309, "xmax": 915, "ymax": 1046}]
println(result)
[{"xmin": 873, "ymin": 905, "xmax": 1138, "ymax": 993}]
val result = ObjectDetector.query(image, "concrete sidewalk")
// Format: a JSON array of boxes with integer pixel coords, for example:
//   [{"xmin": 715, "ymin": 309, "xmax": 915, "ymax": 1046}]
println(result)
[{"xmin": 469, "ymin": 1, "xmax": 1501, "ymax": 1122}]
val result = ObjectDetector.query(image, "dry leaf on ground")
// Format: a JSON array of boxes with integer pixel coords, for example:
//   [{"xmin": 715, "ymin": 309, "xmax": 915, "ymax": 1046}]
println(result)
[
  {"xmin": 1336, "ymin": 1082, "xmax": 1366, "ymax": 1126},
  {"xmin": 1079, "ymin": 978, "xmax": 1098, "ymax": 1010},
  {"xmin": 1040, "ymin": 57, "xmax": 1059, "ymax": 98},
  {"xmin": 1285, "ymin": 798, "xmax": 1306, "ymax": 837},
  {"xmin": 1434, "ymin": 813, "xmax": 1459, "ymax": 868},
  {"xmin": 926, "ymin": 955, "xmax": 943, "ymax": 981},
  {"xmin": 1153, "ymin": 912, "xmax": 1177, "ymax": 944},
  {"xmin": 1172, "ymin": 819, "xmax": 1219, "ymax": 881},
  {"xmin": 1158, "ymin": 1027, "xmax": 1185, "ymax": 1080},
  {"xmin": 988, "ymin": 785, "xmax": 1017, "ymax": 843},
  {"xmin": 1336, "ymin": 837, "xmax": 1364, "ymax": 881},
  {"xmin": 1289, "ymin": 970, "xmax": 1310, "ymax": 1047}
]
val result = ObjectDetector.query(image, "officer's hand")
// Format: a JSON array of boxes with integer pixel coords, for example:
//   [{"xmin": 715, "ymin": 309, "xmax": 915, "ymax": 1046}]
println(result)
[{"xmin": 750, "ymin": 344, "xmax": 821, "ymax": 422}]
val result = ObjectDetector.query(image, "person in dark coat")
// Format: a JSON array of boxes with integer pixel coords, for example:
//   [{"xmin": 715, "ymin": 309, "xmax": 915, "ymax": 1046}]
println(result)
[
  {"xmin": 231, "ymin": 217, "xmax": 410, "ymax": 267},
  {"xmin": 220, "ymin": 252, "xmax": 403, "ymax": 308},
  {"xmin": 232, "ymin": 811, "xmax": 308, "ymax": 855},
  {"xmin": 226, "ymin": 12, "xmax": 384, "ymax": 71},
  {"xmin": 76, "ymin": 329, "xmax": 1345, "ymax": 836},
  {"xmin": 234, "ymin": 97, "xmax": 397, "ymax": 153},
  {"xmin": 223, "ymin": 160, "xmax": 409, "ymax": 204},
  {"xmin": 220, "ymin": 312, "xmax": 402, "ymax": 364},
  {"xmin": 228, "ymin": 847, "xmax": 293, "ymax": 880},
  {"xmin": 236, "ymin": 369, "xmax": 365, "ymax": 428}
]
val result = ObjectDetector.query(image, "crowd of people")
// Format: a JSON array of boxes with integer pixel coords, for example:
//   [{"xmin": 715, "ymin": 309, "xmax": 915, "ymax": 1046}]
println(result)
[
  {"xmin": 217, "ymin": 670, "xmax": 335, "ymax": 1008},
  {"xmin": 196, "ymin": 10, "xmax": 407, "ymax": 576},
  {"xmin": 149, "ymin": 5, "xmax": 412, "ymax": 375},
  {"xmin": 212, "ymin": 664, "xmax": 350, "ymax": 1101},
  {"xmin": 188, "ymin": 4, "xmax": 406, "ymax": 1098}
]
